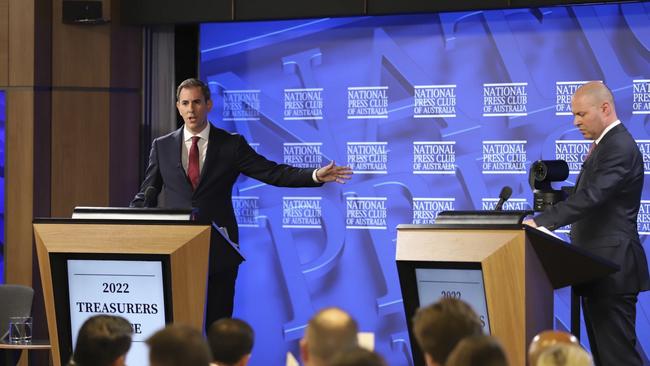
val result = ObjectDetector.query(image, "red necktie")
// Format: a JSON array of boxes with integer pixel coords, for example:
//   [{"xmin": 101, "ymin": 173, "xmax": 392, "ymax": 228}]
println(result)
[
  {"xmin": 188, "ymin": 136, "xmax": 200, "ymax": 190},
  {"xmin": 586, "ymin": 142, "xmax": 596, "ymax": 160}
]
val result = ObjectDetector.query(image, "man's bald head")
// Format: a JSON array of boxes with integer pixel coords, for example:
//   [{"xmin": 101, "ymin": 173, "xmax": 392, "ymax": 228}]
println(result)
[
  {"xmin": 301, "ymin": 307, "xmax": 359, "ymax": 365},
  {"xmin": 575, "ymin": 82, "xmax": 615, "ymax": 110},
  {"xmin": 571, "ymin": 81, "xmax": 618, "ymax": 140}
]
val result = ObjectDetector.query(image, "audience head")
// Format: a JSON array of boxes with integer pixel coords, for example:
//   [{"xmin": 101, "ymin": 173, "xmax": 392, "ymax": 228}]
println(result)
[
  {"xmin": 528, "ymin": 330, "xmax": 579, "ymax": 366},
  {"xmin": 71, "ymin": 315, "xmax": 133, "ymax": 366},
  {"xmin": 446, "ymin": 335, "xmax": 509, "ymax": 366},
  {"xmin": 208, "ymin": 318, "xmax": 254, "ymax": 366},
  {"xmin": 412, "ymin": 298, "xmax": 483, "ymax": 366},
  {"xmin": 536, "ymin": 344, "xmax": 594, "ymax": 366},
  {"xmin": 300, "ymin": 307, "xmax": 359, "ymax": 366},
  {"xmin": 147, "ymin": 324, "xmax": 212, "ymax": 366},
  {"xmin": 329, "ymin": 347, "xmax": 387, "ymax": 366}
]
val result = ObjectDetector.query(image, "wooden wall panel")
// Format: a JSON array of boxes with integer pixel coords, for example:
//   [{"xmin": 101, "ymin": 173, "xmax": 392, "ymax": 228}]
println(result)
[
  {"xmin": 51, "ymin": 91, "xmax": 110, "ymax": 217},
  {"xmin": 52, "ymin": 0, "xmax": 110, "ymax": 87},
  {"xmin": 8, "ymin": 0, "xmax": 35, "ymax": 86},
  {"xmin": 109, "ymin": 92, "xmax": 140, "ymax": 206},
  {"xmin": 110, "ymin": 0, "xmax": 141, "ymax": 89},
  {"xmin": 0, "ymin": 0, "xmax": 8, "ymax": 85},
  {"xmin": 5, "ymin": 90, "xmax": 35, "ymax": 285}
]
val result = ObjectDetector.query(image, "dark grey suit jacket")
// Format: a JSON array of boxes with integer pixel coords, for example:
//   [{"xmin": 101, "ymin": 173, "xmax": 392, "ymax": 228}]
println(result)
[
  {"xmin": 131, "ymin": 125, "xmax": 321, "ymax": 271},
  {"xmin": 535, "ymin": 123, "xmax": 650, "ymax": 296}
]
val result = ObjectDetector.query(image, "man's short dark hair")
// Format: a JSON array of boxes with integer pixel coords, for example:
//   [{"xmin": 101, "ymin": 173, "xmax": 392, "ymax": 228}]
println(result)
[
  {"xmin": 329, "ymin": 347, "xmax": 387, "ymax": 366},
  {"xmin": 72, "ymin": 315, "xmax": 133, "ymax": 366},
  {"xmin": 412, "ymin": 298, "xmax": 483, "ymax": 365},
  {"xmin": 176, "ymin": 78, "xmax": 211, "ymax": 101},
  {"xmin": 208, "ymin": 318, "xmax": 254, "ymax": 365},
  {"xmin": 446, "ymin": 335, "xmax": 508, "ymax": 366},
  {"xmin": 147, "ymin": 324, "xmax": 211, "ymax": 366}
]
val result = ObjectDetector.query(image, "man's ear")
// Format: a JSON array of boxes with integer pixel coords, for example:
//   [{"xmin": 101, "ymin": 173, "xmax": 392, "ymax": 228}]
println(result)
[
  {"xmin": 236, "ymin": 353, "xmax": 251, "ymax": 366},
  {"xmin": 424, "ymin": 353, "xmax": 441, "ymax": 366},
  {"xmin": 300, "ymin": 338, "xmax": 309, "ymax": 363},
  {"xmin": 601, "ymin": 101, "xmax": 612, "ymax": 116},
  {"xmin": 111, "ymin": 354, "xmax": 127, "ymax": 366}
]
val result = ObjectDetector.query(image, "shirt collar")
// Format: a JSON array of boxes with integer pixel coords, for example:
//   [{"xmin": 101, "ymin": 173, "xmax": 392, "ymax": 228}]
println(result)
[
  {"xmin": 595, "ymin": 119, "xmax": 620, "ymax": 145},
  {"xmin": 183, "ymin": 123, "xmax": 210, "ymax": 142}
]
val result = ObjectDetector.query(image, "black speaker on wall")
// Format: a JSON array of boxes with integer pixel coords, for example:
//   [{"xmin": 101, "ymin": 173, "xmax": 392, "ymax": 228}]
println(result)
[{"xmin": 62, "ymin": 1, "xmax": 107, "ymax": 25}]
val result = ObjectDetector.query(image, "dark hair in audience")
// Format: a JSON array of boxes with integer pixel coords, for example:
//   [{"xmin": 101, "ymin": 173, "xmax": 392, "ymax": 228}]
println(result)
[
  {"xmin": 72, "ymin": 315, "xmax": 133, "ymax": 366},
  {"xmin": 329, "ymin": 347, "xmax": 387, "ymax": 366},
  {"xmin": 176, "ymin": 78, "xmax": 211, "ymax": 101},
  {"xmin": 412, "ymin": 298, "xmax": 483, "ymax": 365},
  {"xmin": 208, "ymin": 318, "xmax": 254, "ymax": 365},
  {"xmin": 446, "ymin": 335, "xmax": 509, "ymax": 366},
  {"xmin": 147, "ymin": 324, "xmax": 211, "ymax": 366}
]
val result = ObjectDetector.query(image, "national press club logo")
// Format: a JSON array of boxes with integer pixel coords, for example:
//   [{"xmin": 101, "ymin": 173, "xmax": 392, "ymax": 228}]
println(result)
[
  {"xmin": 633, "ymin": 80, "xmax": 650, "ymax": 115},
  {"xmin": 284, "ymin": 88, "xmax": 323, "ymax": 120},
  {"xmin": 222, "ymin": 90, "xmax": 260, "ymax": 121},
  {"xmin": 638, "ymin": 200, "xmax": 650, "ymax": 235},
  {"xmin": 482, "ymin": 140, "xmax": 527, "ymax": 174},
  {"xmin": 233, "ymin": 196, "xmax": 260, "ymax": 228},
  {"xmin": 555, "ymin": 81, "xmax": 589, "ymax": 116},
  {"xmin": 481, "ymin": 198, "xmax": 531, "ymax": 210},
  {"xmin": 347, "ymin": 86, "xmax": 388, "ymax": 119},
  {"xmin": 555, "ymin": 140, "xmax": 591, "ymax": 174},
  {"xmin": 347, "ymin": 142, "xmax": 388, "ymax": 174},
  {"xmin": 283, "ymin": 142, "xmax": 323, "ymax": 169},
  {"xmin": 282, "ymin": 197, "xmax": 322, "ymax": 229},
  {"xmin": 412, "ymin": 141, "xmax": 456, "ymax": 174},
  {"xmin": 346, "ymin": 197, "xmax": 387, "ymax": 230},
  {"xmin": 482, "ymin": 82, "xmax": 527, "ymax": 117},
  {"xmin": 412, "ymin": 198, "xmax": 455, "ymax": 224},
  {"xmin": 413, "ymin": 85, "xmax": 457, "ymax": 118},
  {"xmin": 636, "ymin": 140, "xmax": 650, "ymax": 174}
]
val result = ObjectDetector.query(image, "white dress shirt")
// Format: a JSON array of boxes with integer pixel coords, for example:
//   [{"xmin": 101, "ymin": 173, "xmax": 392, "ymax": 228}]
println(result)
[
  {"xmin": 594, "ymin": 119, "xmax": 621, "ymax": 145},
  {"xmin": 182, "ymin": 123, "xmax": 210, "ymax": 175}
]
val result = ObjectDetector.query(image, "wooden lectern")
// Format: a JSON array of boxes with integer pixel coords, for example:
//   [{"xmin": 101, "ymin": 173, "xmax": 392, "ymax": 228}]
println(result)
[
  {"xmin": 396, "ymin": 211, "xmax": 617, "ymax": 366},
  {"xmin": 34, "ymin": 218, "xmax": 212, "ymax": 366}
]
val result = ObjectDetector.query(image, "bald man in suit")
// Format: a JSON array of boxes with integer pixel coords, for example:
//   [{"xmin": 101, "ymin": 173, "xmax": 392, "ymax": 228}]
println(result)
[
  {"xmin": 132, "ymin": 78, "xmax": 352, "ymax": 329},
  {"xmin": 524, "ymin": 82, "xmax": 649, "ymax": 365}
]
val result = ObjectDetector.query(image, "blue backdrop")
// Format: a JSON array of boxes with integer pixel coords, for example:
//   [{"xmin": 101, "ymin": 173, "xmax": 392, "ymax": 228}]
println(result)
[{"xmin": 200, "ymin": 4, "xmax": 650, "ymax": 365}]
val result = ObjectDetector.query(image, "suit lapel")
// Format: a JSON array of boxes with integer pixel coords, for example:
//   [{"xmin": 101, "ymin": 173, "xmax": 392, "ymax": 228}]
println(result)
[
  {"xmin": 574, "ymin": 124, "xmax": 624, "ymax": 189},
  {"xmin": 169, "ymin": 127, "xmax": 192, "ymax": 187}
]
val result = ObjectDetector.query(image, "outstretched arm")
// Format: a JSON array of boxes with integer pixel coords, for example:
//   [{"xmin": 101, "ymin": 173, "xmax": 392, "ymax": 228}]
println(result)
[
  {"xmin": 522, "ymin": 219, "xmax": 537, "ymax": 228},
  {"xmin": 315, "ymin": 161, "xmax": 353, "ymax": 184}
]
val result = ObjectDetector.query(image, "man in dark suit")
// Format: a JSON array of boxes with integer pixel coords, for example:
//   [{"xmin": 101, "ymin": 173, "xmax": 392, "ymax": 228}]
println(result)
[
  {"xmin": 131, "ymin": 78, "xmax": 352, "ymax": 329},
  {"xmin": 524, "ymin": 81, "xmax": 650, "ymax": 366}
]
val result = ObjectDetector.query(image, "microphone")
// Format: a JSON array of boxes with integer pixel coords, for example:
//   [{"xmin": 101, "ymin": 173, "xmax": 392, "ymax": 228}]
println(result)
[
  {"xmin": 494, "ymin": 186, "xmax": 512, "ymax": 211},
  {"xmin": 143, "ymin": 186, "xmax": 159, "ymax": 208}
]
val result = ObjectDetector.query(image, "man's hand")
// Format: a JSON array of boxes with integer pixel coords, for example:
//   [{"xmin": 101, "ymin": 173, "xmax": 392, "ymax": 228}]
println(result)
[
  {"xmin": 522, "ymin": 219, "xmax": 538, "ymax": 228},
  {"xmin": 316, "ymin": 161, "xmax": 353, "ymax": 184}
]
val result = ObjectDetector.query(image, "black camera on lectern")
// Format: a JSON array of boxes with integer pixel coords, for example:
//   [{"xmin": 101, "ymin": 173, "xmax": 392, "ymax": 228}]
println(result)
[{"xmin": 529, "ymin": 160, "xmax": 571, "ymax": 212}]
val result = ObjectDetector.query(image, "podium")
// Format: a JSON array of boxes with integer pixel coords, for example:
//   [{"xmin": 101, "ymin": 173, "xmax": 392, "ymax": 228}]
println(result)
[
  {"xmin": 396, "ymin": 212, "xmax": 618, "ymax": 366},
  {"xmin": 34, "ymin": 214, "xmax": 212, "ymax": 366}
]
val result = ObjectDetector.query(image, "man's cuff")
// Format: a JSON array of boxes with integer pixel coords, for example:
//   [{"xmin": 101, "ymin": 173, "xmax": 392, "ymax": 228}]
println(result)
[{"xmin": 312, "ymin": 168, "xmax": 321, "ymax": 183}]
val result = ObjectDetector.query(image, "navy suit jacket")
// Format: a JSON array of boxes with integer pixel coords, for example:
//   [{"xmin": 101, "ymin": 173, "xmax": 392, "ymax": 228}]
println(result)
[
  {"xmin": 535, "ymin": 124, "xmax": 650, "ymax": 296},
  {"xmin": 131, "ymin": 125, "xmax": 322, "ymax": 271}
]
